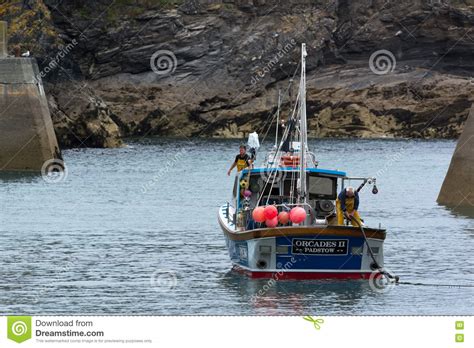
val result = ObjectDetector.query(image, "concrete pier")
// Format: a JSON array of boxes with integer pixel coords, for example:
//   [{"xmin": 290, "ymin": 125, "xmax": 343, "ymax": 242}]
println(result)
[
  {"xmin": 437, "ymin": 104, "xmax": 474, "ymax": 209},
  {"xmin": 0, "ymin": 21, "xmax": 6, "ymax": 57},
  {"xmin": 0, "ymin": 21, "xmax": 61, "ymax": 172}
]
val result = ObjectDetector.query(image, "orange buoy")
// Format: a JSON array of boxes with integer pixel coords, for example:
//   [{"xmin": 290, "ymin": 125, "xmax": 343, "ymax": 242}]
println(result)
[
  {"xmin": 290, "ymin": 207, "xmax": 306, "ymax": 224},
  {"xmin": 252, "ymin": 207, "xmax": 266, "ymax": 223},
  {"xmin": 278, "ymin": 211, "xmax": 290, "ymax": 225},
  {"xmin": 265, "ymin": 216, "xmax": 278, "ymax": 228}
]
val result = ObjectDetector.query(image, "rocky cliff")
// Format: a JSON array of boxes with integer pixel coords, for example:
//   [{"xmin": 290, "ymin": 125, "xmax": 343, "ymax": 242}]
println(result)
[{"xmin": 2, "ymin": 0, "xmax": 474, "ymax": 147}]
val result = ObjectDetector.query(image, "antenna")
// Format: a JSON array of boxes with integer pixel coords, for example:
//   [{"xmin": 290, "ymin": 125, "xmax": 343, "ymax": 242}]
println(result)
[
  {"xmin": 275, "ymin": 89, "xmax": 281, "ymax": 148},
  {"xmin": 299, "ymin": 43, "xmax": 308, "ymax": 204}
]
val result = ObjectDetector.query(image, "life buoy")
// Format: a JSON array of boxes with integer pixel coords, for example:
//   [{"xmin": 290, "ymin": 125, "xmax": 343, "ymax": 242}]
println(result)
[{"xmin": 281, "ymin": 155, "xmax": 300, "ymax": 167}]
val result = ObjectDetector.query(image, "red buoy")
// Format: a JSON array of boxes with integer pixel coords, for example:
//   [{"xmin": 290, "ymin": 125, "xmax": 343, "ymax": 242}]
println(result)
[{"xmin": 263, "ymin": 205, "xmax": 278, "ymax": 220}]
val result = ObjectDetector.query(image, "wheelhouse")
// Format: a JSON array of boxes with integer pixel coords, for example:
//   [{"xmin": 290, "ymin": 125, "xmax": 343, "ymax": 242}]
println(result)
[{"xmin": 231, "ymin": 168, "xmax": 346, "ymax": 225}]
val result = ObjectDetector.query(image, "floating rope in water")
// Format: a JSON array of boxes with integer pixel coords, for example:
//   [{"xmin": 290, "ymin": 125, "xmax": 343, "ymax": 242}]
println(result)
[{"xmin": 396, "ymin": 281, "xmax": 474, "ymax": 288}]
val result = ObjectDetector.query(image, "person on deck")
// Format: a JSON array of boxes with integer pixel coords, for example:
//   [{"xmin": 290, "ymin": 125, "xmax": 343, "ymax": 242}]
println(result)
[
  {"xmin": 336, "ymin": 187, "xmax": 362, "ymax": 226},
  {"xmin": 227, "ymin": 145, "xmax": 253, "ymax": 176}
]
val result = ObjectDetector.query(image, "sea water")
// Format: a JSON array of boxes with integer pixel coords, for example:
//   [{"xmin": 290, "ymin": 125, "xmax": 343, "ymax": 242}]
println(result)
[{"xmin": 0, "ymin": 138, "xmax": 473, "ymax": 315}]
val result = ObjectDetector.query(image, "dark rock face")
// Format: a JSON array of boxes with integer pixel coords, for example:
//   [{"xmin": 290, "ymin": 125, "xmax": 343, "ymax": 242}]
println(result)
[
  {"xmin": 46, "ymin": 82, "xmax": 122, "ymax": 148},
  {"xmin": 5, "ymin": 0, "xmax": 474, "ymax": 145}
]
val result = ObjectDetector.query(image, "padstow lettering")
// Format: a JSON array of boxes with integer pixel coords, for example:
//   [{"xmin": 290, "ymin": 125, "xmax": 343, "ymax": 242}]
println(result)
[{"xmin": 292, "ymin": 239, "xmax": 348, "ymax": 255}]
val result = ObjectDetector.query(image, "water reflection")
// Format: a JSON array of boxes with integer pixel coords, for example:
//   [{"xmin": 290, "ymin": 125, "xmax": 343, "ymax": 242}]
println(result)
[
  {"xmin": 0, "ymin": 171, "xmax": 41, "ymax": 183},
  {"xmin": 441, "ymin": 204, "xmax": 474, "ymax": 219},
  {"xmin": 220, "ymin": 270, "xmax": 372, "ymax": 315}
]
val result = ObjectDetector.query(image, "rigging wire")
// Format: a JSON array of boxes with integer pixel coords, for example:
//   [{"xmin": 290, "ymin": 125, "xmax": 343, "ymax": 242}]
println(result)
[
  {"xmin": 256, "ymin": 90, "xmax": 301, "ymax": 207},
  {"xmin": 257, "ymin": 61, "xmax": 301, "ymax": 145},
  {"xmin": 254, "ymin": 62, "xmax": 302, "ymax": 208}
]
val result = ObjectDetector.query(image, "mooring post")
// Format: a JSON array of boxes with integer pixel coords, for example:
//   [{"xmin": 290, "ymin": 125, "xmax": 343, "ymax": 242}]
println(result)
[{"xmin": 0, "ymin": 21, "xmax": 7, "ymax": 58}]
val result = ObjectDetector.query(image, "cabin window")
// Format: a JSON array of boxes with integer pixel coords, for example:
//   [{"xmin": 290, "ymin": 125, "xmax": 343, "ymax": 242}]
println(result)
[
  {"xmin": 262, "ymin": 183, "xmax": 280, "ymax": 197},
  {"xmin": 308, "ymin": 175, "xmax": 337, "ymax": 200}
]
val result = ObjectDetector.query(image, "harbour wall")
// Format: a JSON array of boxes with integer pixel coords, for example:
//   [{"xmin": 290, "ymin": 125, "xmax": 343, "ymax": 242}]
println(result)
[
  {"xmin": 0, "ymin": 21, "xmax": 61, "ymax": 171},
  {"xmin": 438, "ymin": 104, "xmax": 474, "ymax": 209}
]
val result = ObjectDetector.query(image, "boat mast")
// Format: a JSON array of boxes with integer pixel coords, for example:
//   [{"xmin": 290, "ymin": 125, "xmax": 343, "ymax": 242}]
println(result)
[
  {"xmin": 275, "ymin": 89, "xmax": 281, "ymax": 148},
  {"xmin": 299, "ymin": 43, "xmax": 308, "ymax": 204}
]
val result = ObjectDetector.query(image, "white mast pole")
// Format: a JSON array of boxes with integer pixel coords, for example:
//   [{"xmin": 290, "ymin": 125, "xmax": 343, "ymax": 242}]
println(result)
[
  {"xmin": 275, "ymin": 89, "xmax": 281, "ymax": 148},
  {"xmin": 299, "ymin": 43, "xmax": 308, "ymax": 205}
]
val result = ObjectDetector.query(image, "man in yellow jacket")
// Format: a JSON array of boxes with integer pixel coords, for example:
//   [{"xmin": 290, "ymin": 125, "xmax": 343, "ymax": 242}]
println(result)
[
  {"xmin": 227, "ymin": 145, "xmax": 253, "ymax": 175},
  {"xmin": 336, "ymin": 187, "xmax": 362, "ymax": 226}
]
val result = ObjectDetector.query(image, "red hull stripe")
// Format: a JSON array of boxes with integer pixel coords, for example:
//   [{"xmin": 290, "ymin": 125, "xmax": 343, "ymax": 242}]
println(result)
[{"xmin": 233, "ymin": 267, "xmax": 373, "ymax": 280}]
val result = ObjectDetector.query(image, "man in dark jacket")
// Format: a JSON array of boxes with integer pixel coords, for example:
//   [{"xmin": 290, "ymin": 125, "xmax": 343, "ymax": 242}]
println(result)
[{"xmin": 336, "ymin": 187, "xmax": 362, "ymax": 225}]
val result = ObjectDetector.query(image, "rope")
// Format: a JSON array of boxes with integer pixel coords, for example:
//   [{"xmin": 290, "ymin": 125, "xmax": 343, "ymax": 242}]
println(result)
[
  {"xmin": 397, "ymin": 281, "xmax": 474, "ymax": 288},
  {"xmin": 350, "ymin": 216, "xmax": 399, "ymax": 282},
  {"xmin": 350, "ymin": 217, "xmax": 474, "ymax": 288}
]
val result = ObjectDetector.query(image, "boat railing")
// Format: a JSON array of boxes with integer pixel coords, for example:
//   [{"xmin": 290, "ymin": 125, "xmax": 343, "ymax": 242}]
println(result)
[
  {"xmin": 225, "ymin": 202, "xmax": 236, "ymax": 225},
  {"xmin": 261, "ymin": 202, "xmax": 313, "ymax": 212},
  {"xmin": 308, "ymin": 152, "xmax": 318, "ymax": 167},
  {"xmin": 225, "ymin": 202, "xmax": 230, "ymax": 219},
  {"xmin": 238, "ymin": 202, "xmax": 322, "ymax": 229}
]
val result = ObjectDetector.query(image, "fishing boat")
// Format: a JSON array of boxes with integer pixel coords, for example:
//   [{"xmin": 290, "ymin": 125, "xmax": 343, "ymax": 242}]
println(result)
[{"xmin": 218, "ymin": 44, "xmax": 386, "ymax": 280}]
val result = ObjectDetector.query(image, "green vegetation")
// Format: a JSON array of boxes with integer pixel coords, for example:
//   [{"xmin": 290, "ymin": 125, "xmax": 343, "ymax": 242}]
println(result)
[{"xmin": 0, "ymin": 1, "xmax": 61, "ymax": 56}]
